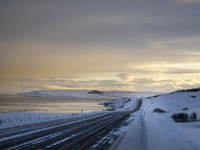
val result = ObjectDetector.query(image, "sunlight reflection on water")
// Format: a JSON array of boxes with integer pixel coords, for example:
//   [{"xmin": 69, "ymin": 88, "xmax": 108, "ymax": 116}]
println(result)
[{"xmin": 0, "ymin": 95, "xmax": 110, "ymax": 113}]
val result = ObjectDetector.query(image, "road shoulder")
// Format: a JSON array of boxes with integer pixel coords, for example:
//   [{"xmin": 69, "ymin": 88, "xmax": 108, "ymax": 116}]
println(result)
[{"xmin": 111, "ymin": 108, "xmax": 146, "ymax": 150}]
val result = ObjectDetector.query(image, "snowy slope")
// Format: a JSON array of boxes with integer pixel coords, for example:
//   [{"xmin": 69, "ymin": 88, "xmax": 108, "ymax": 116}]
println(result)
[
  {"xmin": 145, "ymin": 87, "xmax": 200, "ymax": 114},
  {"xmin": 21, "ymin": 90, "xmax": 160, "ymax": 99},
  {"xmin": 111, "ymin": 88, "xmax": 200, "ymax": 150},
  {"xmin": 0, "ymin": 111, "xmax": 108, "ymax": 129},
  {"xmin": 2, "ymin": 88, "xmax": 200, "ymax": 149},
  {"xmin": 142, "ymin": 88, "xmax": 200, "ymax": 150},
  {"xmin": 0, "ymin": 112, "xmax": 75, "ymax": 129},
  {"xmin": 100, "ymin": 97, "xmax": 141, "ymax": 111}
]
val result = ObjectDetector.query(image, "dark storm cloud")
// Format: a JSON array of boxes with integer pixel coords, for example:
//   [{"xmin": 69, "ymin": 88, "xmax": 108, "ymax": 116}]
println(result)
[
  {"xmin": 1, "ymin": 0, "xmax": 199, "ymax": 58},
  {"xmin": 1, "ymin": 0, "xmax": 200, "ymax": 44},
  {"xmin": 1, "ymin": 0, "xmax": 200, "ymax": 92}
]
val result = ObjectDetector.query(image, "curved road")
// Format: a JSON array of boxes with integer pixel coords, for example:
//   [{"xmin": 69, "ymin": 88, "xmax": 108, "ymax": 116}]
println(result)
[{"xmin": 0, "ymin": 99, "xmax": 142, "ymax": 150}]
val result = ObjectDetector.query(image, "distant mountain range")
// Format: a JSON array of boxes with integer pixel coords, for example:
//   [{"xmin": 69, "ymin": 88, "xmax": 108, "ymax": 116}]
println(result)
[{"xmin": 20, "ymin": 90, "xmax": 162, "ymax": 99}]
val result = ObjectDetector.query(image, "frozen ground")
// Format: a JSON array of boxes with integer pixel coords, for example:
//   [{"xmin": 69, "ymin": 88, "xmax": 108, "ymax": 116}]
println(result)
[
  {"xmin": 110, "ymin": 88, "xmax": 200, "ymax": 150},
  {"xmin": 142, "ymin": 88, "xmax": 200, "ymax": 150},
  {"xmin": 1, "ymin": 88, "xmax": 200, "ymax": 149},
  {"xmin": 0, "ymin": 100, "xmax": 141, "ymax": 149},
  {"xmin": 0, "ymin": 112, "xmax": 78, "ymax": 129},
  {"xmin": 0, "ymin": 96, "xmax": 138, "ymax": 129},
  {"xmin": 1, "ymin": 89, "xmax": 145, "ymax": 129}
]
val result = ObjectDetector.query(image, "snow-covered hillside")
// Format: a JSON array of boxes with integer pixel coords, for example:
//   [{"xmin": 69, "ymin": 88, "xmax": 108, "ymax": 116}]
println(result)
[
  {"xmin": 145, "ymin": 88, "xmax": 200, "ymax": 116},
  {"xmin": 110, "ymin": 88, "xmax": 200, "ymax": 150},
  {"xmin": 100, "ymin": 97, "xmax": 141, "ymax": 111},
  {"xmin": 141, "ymin": 88, "xmax": 200, "ymax": 150},
  {"xmin": 1, "ymin": 88, "xmax": 200, "ymax": 149},
  {"xmin": 21, "ymin": 90, "xmax": 160, "ymax": 99}
]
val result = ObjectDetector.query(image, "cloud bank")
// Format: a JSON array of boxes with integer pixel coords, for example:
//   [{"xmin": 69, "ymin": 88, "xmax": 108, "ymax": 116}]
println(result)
[{"xmin": 0, "ymin": 0, "xmax": 200, "ymax": 93}]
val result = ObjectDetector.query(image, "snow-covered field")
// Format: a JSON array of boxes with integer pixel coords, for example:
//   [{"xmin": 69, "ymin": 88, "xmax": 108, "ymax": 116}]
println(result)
[
  {"xmin": 1, "ymin": 88, "xmax": 200, "ymax": 149},
  {"xmin": 0, "ymin": 89, "xmax": 154, "ymax": 129},
  {"xmin": 0, "ymin": 112, "xmax": 78, "ymax": 129},
  {"xmin": 112, "ymin": 88, "xmax": 200, "ymax": 150},
  {"xmin": 100, "ymin": 97, "xmax": 140, "ymax": 111},
  {"xmin": 142, "ymin": 88, "xmax": 200, "ymax": 150},
  {"xmin": 0, "ymin": 96, "xmax": 138, "ymax": 129}
]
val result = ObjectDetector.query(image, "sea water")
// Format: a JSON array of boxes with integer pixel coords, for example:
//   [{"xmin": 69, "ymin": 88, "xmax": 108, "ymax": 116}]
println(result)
[{"xmin": 0, "ymin": 95, "xmax": 110, "ymax": 113}]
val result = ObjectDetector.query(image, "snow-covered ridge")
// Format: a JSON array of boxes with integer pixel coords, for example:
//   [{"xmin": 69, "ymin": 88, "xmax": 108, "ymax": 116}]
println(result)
[
  {"xmin": 20, "ymin": 90, "xmax": 160, "ymax": 99},
  {"xmin": 170, "ymin": 87, "xmax": 200, "ymax": 94},
  {"xmin": 145, "ymin": 87, "xmax": 200, "ymax": 114},
  {"xmin": 141, "ymin": 87, "xmax": 200, "ymax": 150},
  {"xmin": 110, "ymin": 87, "xmax": 200, "ymax": 150},
  {"xmin": 1, "ymin": 87, "xmax": 200, "ymax": 149}
]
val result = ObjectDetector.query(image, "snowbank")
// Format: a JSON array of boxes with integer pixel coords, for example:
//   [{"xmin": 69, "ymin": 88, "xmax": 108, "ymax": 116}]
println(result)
[
  {"xmin": 0, "ymin": 111, "xmax": 107, "ymax": 129},
  {"xmin": 100, "ymin": 97, "xmax": 140, "ymax": 111},
  {"xmin": 111, "ymin": 88, "xmax": 200, "ymax": 150},
  {"xmin": 0, "ymin": 112, "xmax": 76, "ymax": 129},
  {"xmin": 142, "ymin": 88, "xmax": 200, "ymax": 150},
  {"xmin": 2, "ymin": 88, "xmax": 200, "ymax": 149}
]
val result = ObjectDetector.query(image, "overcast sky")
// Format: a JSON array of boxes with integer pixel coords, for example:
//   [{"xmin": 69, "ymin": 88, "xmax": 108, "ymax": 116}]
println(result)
[{"xmin": 1, "ymin": 0, "xmax": 200, "ymax": 93}]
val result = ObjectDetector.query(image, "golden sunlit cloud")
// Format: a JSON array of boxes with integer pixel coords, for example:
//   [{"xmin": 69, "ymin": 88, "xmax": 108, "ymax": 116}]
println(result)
[{"xmin": 0, "ymin": 1, "xmax": 200, "ymax": 93}]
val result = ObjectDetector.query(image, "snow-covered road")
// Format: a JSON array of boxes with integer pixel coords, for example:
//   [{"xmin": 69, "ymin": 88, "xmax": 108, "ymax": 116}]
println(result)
[
  {"xmin": 111, "ymin": 106, "xmax": 146, "ymax": 150},
  {"xmin": 0, "ymin": 99, "xmax": 142, "ymax": 150},
  {"xmin": 2, "ymin": 88, "xmax": 199, "ymax": 150},
  {"xmin": 112, "ymin": 89, "xmax": 200, "ymax": 150}
]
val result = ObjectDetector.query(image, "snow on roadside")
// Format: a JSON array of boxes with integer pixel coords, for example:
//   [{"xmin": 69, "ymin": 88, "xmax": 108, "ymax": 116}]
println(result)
[
  {"xmin": 100, "ymin": 97, "xmax": 141, "ymax": 111},
  {"xmin": 0, "ymin": 112, "xmax": 75, "ymax": 129},
  {"xmin": 2, "ymin": 88, "xmax": 200, "ymax": 150},
  {"xmin": 142, "ymin": 88, "xmax": 200, "ymax": 150},
  {"xmin": 0, "ymin": 111, "xmax": 106, "ymax": 129},
  {"xmin": 111, "ymin": 108, "xmax": 145, "ymax": 150},
  {"xmin": 92, "ymin": 112, "xmax": 136, "ymax": 150},
  {"xmin": 0, "ymin": 96, "xmax": 141, "ymax": 129},
  {"xmin": 109, "ymin": 88, "xmax": 200, "ymax": 150},
  {"xmin": 0, "ymin": 96, "xmax": 140, "ymax": 129},
  {"xmin": 0, "ymin": 95, "xmax": 142, "ymax": 130}
]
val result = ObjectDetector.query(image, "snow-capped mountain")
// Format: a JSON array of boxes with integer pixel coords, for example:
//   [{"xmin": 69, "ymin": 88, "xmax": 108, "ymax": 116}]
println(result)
[{"xmin": 20, "ymin": 89, "xmax": 161, "ymax": 99}]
